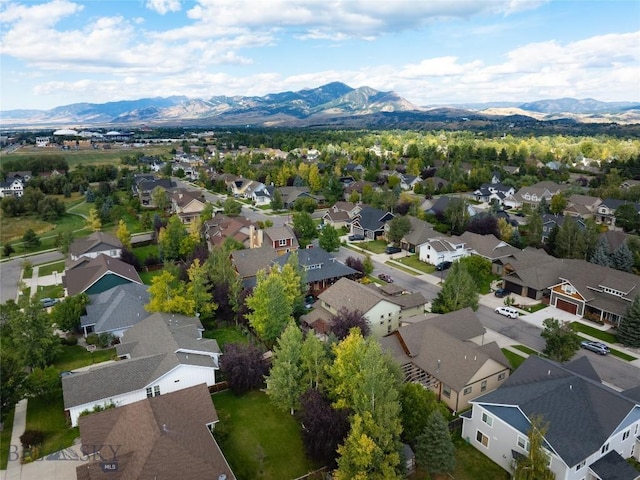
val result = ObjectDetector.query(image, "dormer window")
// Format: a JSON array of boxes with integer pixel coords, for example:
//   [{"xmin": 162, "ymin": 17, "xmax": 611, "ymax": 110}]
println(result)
[
  {"xmin": 279, "ymin": 239, "xmax": 287, "ymax": 247},
  {"xmin": 562, "ymin": 284, "xmax": 576, "ymax": 295}
]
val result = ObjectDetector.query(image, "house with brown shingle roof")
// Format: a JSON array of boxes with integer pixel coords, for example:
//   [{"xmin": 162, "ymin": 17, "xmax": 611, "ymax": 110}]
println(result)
[
  {"xmin": 380, "ymin": 308, "xmax": 510, "ymax": 413},
  {"xmin": 563, "ymin": 194, "xmax": 602, "ymax": 220},
  {"xmin": 263, "ymin": 224, "xmax": 299, "ymax": 255},
  {"xmin": 69, "ymin": 232, "xmax": 123, "ymax": 261},
  {"xmin": 63, "ymin": 254, "xmax": 142, "ymax": 296},
  {"xmin": 76, "ymin": 383, "xmax": 236, "ymax": 480},
  {"xmin": 302, "ymin": 278, "xmax": 427, "ymax": 338},
  {"xmin": 503, "ymin": 181, "xmax": 568, "ymax": 209},
  {"xmin": 459, "ymin": 232, "xmax": 519, "ymax": 273},
  {"xmin": 170, "ymin": 188, "xmax": 206, "ymax": 224},
  {"xmin": 63, "ymin": 312, "xmax": 221, "ymax": 427},
  {"xmin": 203, "ymin": 213, "xmax": 260, "ymax": 251}
]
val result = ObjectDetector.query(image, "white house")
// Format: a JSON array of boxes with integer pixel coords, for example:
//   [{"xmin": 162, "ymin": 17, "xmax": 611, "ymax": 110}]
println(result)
[
  {"xmin": 62, "ymin": 312, "xmax": 221, "ymax": 427},
  {"xmin": 0, "ymin": 178, "xmax": 24, "ymax": 198},
  {"xmin": 418, "ymin": 236, "xmax": 469, "ymax": 266},
  {"xmin": 68, "ymin": 231, "xmax": 123, "ymax": 261},
  {"xmin": 462, "ymin": 355, "xmax": 640, "ymax": 480}
]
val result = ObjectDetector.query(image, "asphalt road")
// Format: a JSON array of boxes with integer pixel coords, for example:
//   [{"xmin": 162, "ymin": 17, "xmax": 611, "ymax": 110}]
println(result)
[{"xmin": 0, "ymin": 250, "xmax": 65, "ymax": 303}]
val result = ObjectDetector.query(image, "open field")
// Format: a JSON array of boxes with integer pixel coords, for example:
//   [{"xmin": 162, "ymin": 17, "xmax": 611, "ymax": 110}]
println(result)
[
  {"xmin": 0, "ymin": 145, "xmax": 174, "ymax": 169},
  {"xmin": 1, "ymin": 212, "xmax": 88, "ymax": 247}
]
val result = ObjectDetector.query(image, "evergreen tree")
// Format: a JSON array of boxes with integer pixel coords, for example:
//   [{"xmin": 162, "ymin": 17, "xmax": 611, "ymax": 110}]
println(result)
[
  {"xmin": 319, "ymin": 223, "xmax": 341, "ymax": 252},
  {"xmin": 22, "ymin": 228, "xmax": 41, "ymax": 249},
  {"xmin": 414, "ymin": 410, "xmax": 456, "ymax": 476},
  {"xmin": 526, "ymin": 212, "xmax": 543, "ymax": 247},
  {"xmin": 618, "ymin": 295, "xmax": 640, "ymax": 348},
  {"xmin": 266, "ymin": 322, "xmax": 305, "ymax": 414},
  {"xmin": 399, "ymin": 383, "xmax": 450, "ymax": 445},
  {"xmin": 512, "ymin": 416, "xmax": 554, "ymax": 480},
  {"xmin": 270, "ymin": 189, "xmax": 284, "ymax": 211},
  {"xmin": 431, "ymin": 262, "xmax": 479, "ymax": 313},
  {"xmin": 589, "ymin": 236, "xmax": 611, "ymax": 267},
  {"xmin": 554, "ymin": 217, "xmax": 586, "ymax": 259},
  {"xmin": 545, "ymin": 225, "xmax": 559, "ymax": 255},
  {"xmin": 612, "ymin": 242, "xmax": 634, "ymax": 272}
]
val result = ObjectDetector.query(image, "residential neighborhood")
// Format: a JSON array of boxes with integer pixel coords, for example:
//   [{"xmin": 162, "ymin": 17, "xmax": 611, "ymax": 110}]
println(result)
[{"xmin": 2, "ymin": 128, "xmax": 640, "ymax": 480}]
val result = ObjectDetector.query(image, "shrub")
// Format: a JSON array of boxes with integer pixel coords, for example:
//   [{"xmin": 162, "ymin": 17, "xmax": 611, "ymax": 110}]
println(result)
[
  {"xmin": 86, "ymin": 333, "xmax": 99, "ymax": 345},
  {"xmin": 64, "ymin": 334, "xmax": 78, "ymax": 346},
  {"xmin": 145, "ymin": 255, "xmax": 161, "ymax": 267},
  {"xmin": 20, "ymin": 430, "xmax": 44, "ymax": 448},
  {"xmin": 98, "ymin": 333, "xmax": 115, "ymax": 348}
]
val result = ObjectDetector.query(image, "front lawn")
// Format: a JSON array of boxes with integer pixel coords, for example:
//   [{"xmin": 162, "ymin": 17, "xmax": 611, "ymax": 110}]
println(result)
[
  {"xmin": 501, "ymin": 348, "xmax": 527, "ymax": 369},
  {"xmin": 570, "ymin": 322, "xmax": 618, "ymax": 344},
  {"xmin": 385, "ymin": 261, "xmax": 419, "ymax": 276},
  {"xmin": 33, "ymin": 284, "xmax": 65, "ymax": 301},
  {"xmin": 212, "ymin": 390, "xmax": 319, "ymax": 480},
  {"xmin": 0, "ymin": 407, "xmax": 15, "ymax": 469},
  {"xmin": 393, "ymin": 255, "xmax": 434, "ymax": 274},
  {"xmin": 359, "ymin": 240, "xmax": 387, "ymax": 254},
  {"xmin": 53, "ymin": 345, "xmax": 116, "ymax": 371},
  {"xmin": 24, "ymin": 393, "xmax": 78, "ymax": 461},
  {"xmin": 512, "ymin": 344, "xmax": 540, "ymax": 356},
  {"xmin": 37, "ymin": 260, "xmax": 66, "ymax": 277}
]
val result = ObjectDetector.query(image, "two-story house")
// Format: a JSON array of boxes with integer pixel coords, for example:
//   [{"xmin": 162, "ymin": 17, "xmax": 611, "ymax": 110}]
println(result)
[
  {"xmin": 503, "ymin": 181, "xmax": 568, "ymax": 210},
  {"xmin": 380, "ymin": 308, "xmax": 511, "ymax": 413},
  {"xmin": 462, "ymin": 355, "xmax": 640, "ymax": 480},
  {"xmin": 170, "ymin": 189, "xmax": 206, "ymax": 224},
  {"xmin": 69, "ymin": 232, "xmax": 123, "ymax": 261},
  {"xmin": 596, "ymin": 198, "xmax": 640, "ymax": 228},
  {"xmin": 302, "ymin": 277, "xmax": 427, "ymax": 339},
  {"xmin": 0, "ymin": 178, "xmax": 25, "ymax": 197},
  {"xmin": 541, "ymin": 214, "xmax": 586, "ymax": 243},
  {"xmin": 350, "ymin": 206, "xmax": 394, "ymax": 240},
  {"xmin": 472, "ymin": 183, "xmax": 516, "ymax": 205},
  {"xmin": 563, "ymin": 194, "xmax": 602, "ymax": 220},
  {"xmin": 264, "ymin": 225, "xmax": 299, "ymax": 255},
  {"xmin": 418, "ymin": 236, "xmax": 469, "ymax": 266},
  {"xmin": 63, "ymin": 312, "xmax": 222, "ymax": 427}
]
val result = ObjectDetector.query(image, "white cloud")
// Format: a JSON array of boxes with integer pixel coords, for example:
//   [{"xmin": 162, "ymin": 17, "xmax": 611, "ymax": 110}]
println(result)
[{"xmin": 145, "ymin": 0, "xmax": 181, "ymax": 15}]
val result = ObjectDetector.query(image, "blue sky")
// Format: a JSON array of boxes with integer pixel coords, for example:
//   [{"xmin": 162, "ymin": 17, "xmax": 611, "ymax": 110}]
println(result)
[{"xmin": 1, "ymin": 0, "xmax": 638, "ymax": 111}]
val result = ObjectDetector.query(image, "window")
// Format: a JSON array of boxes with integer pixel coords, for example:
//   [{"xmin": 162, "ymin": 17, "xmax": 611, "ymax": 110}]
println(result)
[
  {"xmin": 481, "ymin": 380, "xmax": 487, "ymax": 392},
  {"xmin": 562, "ymin": 284, "xmax": 576, "ymax": 294},
  {"xmin": 476, "ymin": 430, "xmax": 489, "ymax": 447},
  {"xmin": 623, "ymin": 430, "xmax": 630, "ymax": 441},
  {"xmin": 601, "ymin": 443, "xmax": 609, "ymax": 454},
  {"xmin": 463, "ymin": 386, "xmax": 472, "ymax": 395},
  {"xmin": 481, "ymin": 412, "xmax": 493, "ymax": 427},
  {"xmin": 279, "ymin": 239, "xmax": 287, "ymax": 247},
  {"xmin": 575, "ymin": 460, "xmax": 586, "ymax": 471},
  {"xmin": 154, "ymin": 385, "xmax": 160, "ymax": 397},
  {"xmin": 442, "ymin": 385, "xmax": 451, "ymax": 398},
  {"xmin": 387, "ymin": 325, "xmax": 392, "ymax": 333},
  {"xmin": 498, "ymin": 372, "xmax": 506, "ymax": 381},
  {"xmin": 517, "ymin": 435, "xmax": 530, "ymax": 452},
  {"xmin": 146, "ymin": 387, "xmax": 153, "ymax": 398}
]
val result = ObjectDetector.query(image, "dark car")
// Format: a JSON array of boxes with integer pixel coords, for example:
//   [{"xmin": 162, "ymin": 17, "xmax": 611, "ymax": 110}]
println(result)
[
  {"xmin": 378, "ymin": 273, "xmax": 393, "ymax": 283},
  {"xmin": 494, "ymin": 288, "xmax": 507, "ymax": 298},
  {"xmin": 435, "ymin": 261, "xmax": 452, "ymax": 271},
  {"xmin": 385, "ymin": 246, "xmax": 402, "ymax": 254},
  {"xmin": 348, "ymin": 234, "xmax": 365, "ymax": 241},
  {"xmin": 581, "ymin": 340, "xmax": 609, "ymax": 355}
]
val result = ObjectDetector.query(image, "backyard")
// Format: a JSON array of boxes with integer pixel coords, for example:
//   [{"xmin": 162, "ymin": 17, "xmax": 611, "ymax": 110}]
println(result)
[{"xmin": 212, "ymin": 390, "xmax": 319, "ymax": 480}]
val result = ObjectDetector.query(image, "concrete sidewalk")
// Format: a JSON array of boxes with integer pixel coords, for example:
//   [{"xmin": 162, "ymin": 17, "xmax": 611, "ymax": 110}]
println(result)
[{"xmin": 3, "ymin": 399, "xmax": 26, "ymax": 480}]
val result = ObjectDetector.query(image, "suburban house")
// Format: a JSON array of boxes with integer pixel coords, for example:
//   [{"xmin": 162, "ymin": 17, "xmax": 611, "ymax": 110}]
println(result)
[
  {"xmin": 230, "ymin": 245, "xmax": 279, "ymax": 289},
  {"xmin": 458, "ymin": 232, "xmax": 519, "ymax": 273},
  {"xmin": 76, "ymin": 383, "xmax": 236, "ymax": 480},
  {"xmin": 263, "ymin": 225, "xmax": 299, "ymax": 255},
  {"xmin": 302, "ymin": 277, "xmax": 428, "ymax": 339},
  {"xmin": 541, "ymin": 214, "xmax": 586, "ymax": 243},
  {"xmin": 563, "ymin": 194, "xmax": 602, "ymax": 219},
  {"xmin": 6, "ymin": 171, "xmax": 32, "ymax": 183},
  {"xmin": 596, "ymin": 198, "xmax": 640, "ymax": 228},
  {"xmin": 79, "ymin": 283, "xmax": 151, "ymax": 337},
  {"xmin": 418, "ymin": 236, "xmax": 469, "ymax": 266},
  {"xmin": 426, "ymin": 196, "xmax": 477, "ymax": 217},
  {"xmin": 621, "ymin": 179, "xmax": 640, "ymax": 190},
  {"xmin": 203, "ymin": 213, "xmax": 260, "ymax": 250},
  {"xmin": 322, "ymin": 201, "xmax": 361, "ymax": 229},
  {"xmin": 380, "ymin": 308, "xmax": 511, "ymax": 413},
  {"xmin": 276, "ymin": 186, "xmax": 322, "ymax": 209},
  {"xmin": 472, "ymin": 183, "xmax": 515, "ymax": 205},
  {"xmin": 170, "ymin": 189, "xmax": 206, "ymax": 224},
  {"xmin": 395, "ymin": 216, "xmax": 437, "ymax": 254},
  {"xmin": 462, "ymin": 355, "xmax": 640, "ymax": 480},
  {"xmin": 251, "ymin": 185, "xmax": 274, "ymax": 206},
  {"xmin": 63, "ymin": 254, "xmax": 142, "ymax": 296},
  {"xmin": 63, "ymin": 312, "xmax": 221, "ymax": 427},
  {"xmin": 69, "ymin": 232, "xmax": 123, "ymax": 262},
  {"xmin": 343, "ymin": 180, "xmax": 379, "ymax": 200},
  {"xmin": 228, "ymin": 178, "xmax": 271, "ymax": 205},
  {"xmin": 393, "ymin": 172, "xmax": 422, "ymax": 191},
  {"xmin": 503, "ymin": 181, "xmax": 568, "ymax": 210},
  {"xmin": 0, "ymin": 178, "xmax": 25, "ymax": 197},
  {"xmin": 497, "ymin": 247, "xmax": 560, "ymax": 300},
  {"xmin": 271, "ymin": 248, "xmax": 359, "ymax": 296},
  {"xmin": 132, "ymin": 174, "xmax": 176, "ymax": 206},
  {"xmin": 350, "ymin": 206, "xmax": 395, "ymax": 240}
]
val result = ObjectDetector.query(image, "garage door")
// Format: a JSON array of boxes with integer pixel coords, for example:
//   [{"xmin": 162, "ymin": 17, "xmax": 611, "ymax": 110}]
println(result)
[
  {"xmin": 504, "ymin": 282, "xmax": 522, "ymax": 296},
  {"xmin": 556, "ymin": 298, "xmax": 578, "ymax": 315}
]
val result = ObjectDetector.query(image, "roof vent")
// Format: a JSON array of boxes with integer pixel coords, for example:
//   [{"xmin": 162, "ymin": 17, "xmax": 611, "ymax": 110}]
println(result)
[
  {"xmin": 436, "ymin": 359, "xmax": 441, "ymax": 373},
  {"xmin": 218, "ymin": 475, "xmax": 227, "ymax": 480},
  {"xmin": 548, "ymin": 369, "xmax": 551, "ymax": 375},
  {"xmin": 569, "ymin": 384, "xmax": 572, "ymax": 390}
]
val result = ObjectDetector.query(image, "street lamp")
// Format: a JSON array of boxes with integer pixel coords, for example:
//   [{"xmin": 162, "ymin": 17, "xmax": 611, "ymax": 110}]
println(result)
[{"xmin": 438, "ymin": 254, "xmax": 445, "ymax": 283}]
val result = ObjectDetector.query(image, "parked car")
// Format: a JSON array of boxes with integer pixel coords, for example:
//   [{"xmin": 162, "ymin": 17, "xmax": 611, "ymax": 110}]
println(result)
[
  {"xmin": 495, "ymin": 306, "xmax": 518, "ymax": 319},
  {"xmin": 385, "ymin": 246, "xmax": 402, "ymax": 254},
  {"xmin": 304, "ymin": 295, "xmax": 315, "ymax": 309},
  {"xmin": 581, "ymin": 340, "xmax": 609, "ymax": 355},
  {"xmin": 378, "ymin": 273, "xmax": 393, "ymax": 283},
  {"xmin": 40, "ymin": 298, "xmax": 59, "ymax": 308},
  {"xmin": 348, "ymin": 234, "xmax": 365, "ymax": 241},
  {"xmin": 494, "ymin": 288, "xmax": 507, "ymax": 298},
  {"xmin": 435, "ymin": 261, "xmax": 452, "ymax": 271}
]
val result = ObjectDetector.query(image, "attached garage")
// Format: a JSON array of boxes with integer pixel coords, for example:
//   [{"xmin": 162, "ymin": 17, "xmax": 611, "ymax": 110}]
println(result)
[
  {"xmin": 504, "ymin": 281, "xmax": 523, "ymax": 296},
  {"xmin": 555, "ymin": 298, "xmax": 578, "ymax": 315}
]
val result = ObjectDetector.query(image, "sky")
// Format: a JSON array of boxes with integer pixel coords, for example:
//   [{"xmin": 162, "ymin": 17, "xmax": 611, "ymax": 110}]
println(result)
[{"xmin": 0, "ymin": 0, "xmax": 639, "ymax": 111}]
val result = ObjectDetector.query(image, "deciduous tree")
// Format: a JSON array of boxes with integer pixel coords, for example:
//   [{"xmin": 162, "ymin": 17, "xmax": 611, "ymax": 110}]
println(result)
[
  {"xmin": 220, "ymin": 342, "xmax": 268, "ymax": 395},
  {"xmin": 223, "ymin": 198, "xmax": 242, "ymax": 216},
  {"xmin": 246, "ymin": 270, "xmax": 294, "ymax": 345},
  {"xmin": 512, "ymin": 415, "xmax": 555, "ymax": 480},
  {"xmin": 292, "ymin": 211, "xmax": 316, "ymax": 248},
  {"xmin": 146, "ymin": 269, "xmax": 195, "ymax": 315},
  {"xmin": 319, "ymin": 223, "xmax": 341, "ymax": 252},
  {"xmin": 431, "ymin": 262, "xmax": 479, "ymax": 313},
  {"xmin": 387, "ymin": 216, "xmax": 411, "ymax": 246},
  {"xmin": 50, "ymin": 293, "xmax": 89, "ymax": 332},
  {"xmin": 86, "ymin": 208, "xmax": 102, "ymax": 231},
  {"xmin": 266, "ymin": 322, "xmax": 305, "ymax": 414},
  {"xmin": 330, "ymin": 307, "xmax": 370, "ymax": 340},
  {"xmin": 540, "ymin": 317, "xmax": 581, "ymax": 362},
  {"xmin": 0, "ymin": 350, "xmax": 26, "ymax": 423},
  {"xmin": 270, "ymin": 189, "xmax": 284, "ymax": 211},
  {"xmin": 399, "ymin": 383, "xmax": 450, "ymax": 445},
  {"xmin": 116, "ymin": 219, "xmax": 132, "ymax": 250},
  {"xmin": 187, "ymin": 259, "xmax": 216, "ymax": 318},
  {"xmin": 10, "ymin": 302, "xmax": 61, "ymax": 370},
  {"xmin": 158, "ymin": 215, "xmax": 186, "ymax": 261}
]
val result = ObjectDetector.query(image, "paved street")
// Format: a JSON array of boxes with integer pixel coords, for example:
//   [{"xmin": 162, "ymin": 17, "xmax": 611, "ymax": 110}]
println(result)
[{"xmin": 0, "ymin": 251, "xmax": 65, "ymax": 304}]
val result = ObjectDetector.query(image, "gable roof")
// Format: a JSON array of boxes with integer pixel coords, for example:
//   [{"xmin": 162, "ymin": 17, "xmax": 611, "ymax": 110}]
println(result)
[
  {"xmin": 459, "ymin": 232, "xmax": 519, "ymax": 260},
  {"xmin": 402, "ymin": 216, "xmax": 437, "ymax": 246},
  {"xmin": 230, "ymin": 245, "xmax": 279, "ymax": 279},
  {"xmin": 380, "ymin": 310, "xmax": 508, "ymax": 392},
  {"xmin": 272, "ymin": 248, "xmax": 358, "ymax": 284},
  {"xmin": 472, "ymin": 355, "xmax": 639, "ymax": 467},
  {"xmin": 76, "ymin": 384, "xmax": 236, "ymax": 480},
  {"xmin": 353, "ymin": 206, "xmax": 394, "ymax": 232},
  {"xmin": 81, "ymin": 283, "xmax": 151, "ymax": 333},
  {"xmin": 69, "ymin": 232, "xmax": 123, "ymax": 257},
  {"xmin": 63, "ymin": 312, "xmax": 220, "ymax": 409},
  {"xmin": 63, "ymin": 254, "xmax": 142, "ymax": 296}
]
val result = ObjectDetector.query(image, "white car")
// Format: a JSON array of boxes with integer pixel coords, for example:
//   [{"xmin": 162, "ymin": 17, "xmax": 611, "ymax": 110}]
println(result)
[{"xmin": 495, "ymin": 306, "xmax": 518, "ymax": 319}]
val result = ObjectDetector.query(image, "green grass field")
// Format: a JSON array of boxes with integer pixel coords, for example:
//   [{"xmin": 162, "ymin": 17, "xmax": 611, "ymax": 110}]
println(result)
[
  {"xmin": 392, "ymin": 254, "xmax": 434, "ymax": 274},
  {"xmin": 512, "ymin": 344, "xmax": 540, "ymax": 356},
  {"xmin": 385, "ymin": 260, "xmax": 419, "ymax": 276},
  {"xmin": 53, "ymin": 345, "xmax": 116, "ymax": 372},
  {"xmin": 1, "ymin": 212, "xmax": 88, "ymax": 248},
  {"xmin": 36, "ymin": 260, "xmax": 66, "ymax": 277},
  {"xmin": 203, "ymin": 326, "xmax": 248, "ymax": 349},
  {"xmin": 212, "ymin": 390, "xmax": 319, "ymax": 480},
  {"xmin": 139, "ymin": 269, "xmax": 163, "ymax": 285},
  {"xmin": 502, "ymin": 348, "xmax": 527, "ymax": 369},
  {"xmin": 24, "ymin": 393, "xmax": 79, "ymax": 461},
  {"xmin": 570, "ymin": 322, "xmax": 618, "ymax": 344},
  {"xmin": 0, "ymin": 407, "xmax": 15, "ymax": 469}
]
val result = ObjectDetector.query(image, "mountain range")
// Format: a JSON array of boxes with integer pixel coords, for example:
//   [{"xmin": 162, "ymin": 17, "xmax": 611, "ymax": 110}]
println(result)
[{"xmin": 2, "ymin": 82, "xmax": 639, "ymax": 129}]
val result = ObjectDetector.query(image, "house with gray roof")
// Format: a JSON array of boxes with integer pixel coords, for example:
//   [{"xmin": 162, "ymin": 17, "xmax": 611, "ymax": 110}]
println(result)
[
  {"xmin": 80, "ymin": 283, "xmax": 151, "ymax": 337},
  {"xmin": 272, "ymin": 248, "xmax": 359, "ymax": 295},
  {"xmin": 380, "ymin": 308, "xmax": 510, "ymax": 413},
  {"xmin": 349, "ymin": 206, "xmax": 394, "ymax": 240},
  {"xmin": 63, "ymin": 254, "xmax": 142, "ymax": 296},
  {"xmin": 169, "ymin": 188, "xmax": 206, "ymax": 224},
  {"xmin": 63, "ymin": 312, "xmax": 221, "ymax": 427},
  {"xmin": 541, "ymin": 214, "xmax": 587, "ymax": 243},
  {"xmin": 388, "ymin": 216, "xmax": 437, "ymax": 254},
  {"xmin": 230, "ymin": 245, "xmax": 279, "ymax": 288},
  {"xmin": 596, "ymin": 198, "xmax": 640, "ymax": 228},
  {"xmin": 563, "ymin": 194, "xmax": 602, "ymax": 220},
  {"xmin": 418, "ymin": 235, "xmax": 469, "ymax": 266},
  {"xmin": 497, "ymin": 247, "xmax": 560, "ymax": 300},
  {"xmin": 503, "ymin": 181, "xmax": 568, "ymax": 210},
  {"xmin": 462, "ymin": 355, "xmax": 640, "ymax": 480},
  {"xmin": 76, "ymin": 383, "xmax": 236, "ymax": 480},
  {"xmin": 459, "ymin": 232, "xmax": 519, "ymax": 272},
  {"xmin": 263, "ymin": 224, "xmax": 299, "ymax": 255},
  {"xmin": 302, "ymin": 278, "xmax": 427, "ymax": 338},
  {"xmin": 68, "ymin": 231, "xmax": 123, "ymax": 261}
]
